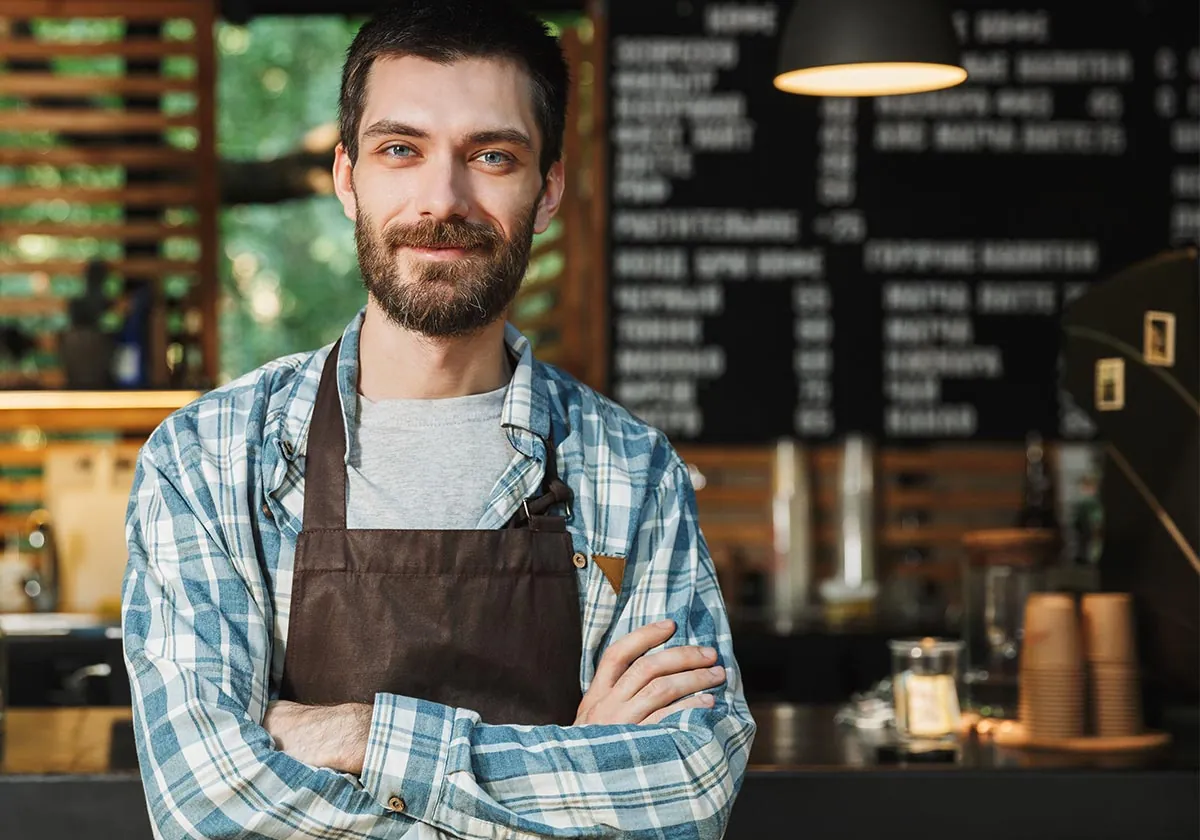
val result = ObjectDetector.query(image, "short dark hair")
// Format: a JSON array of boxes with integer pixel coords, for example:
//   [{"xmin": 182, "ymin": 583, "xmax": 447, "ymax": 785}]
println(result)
[{"xmin": 339, "ymin": 0, "xmax": 569, "ymax": 177}]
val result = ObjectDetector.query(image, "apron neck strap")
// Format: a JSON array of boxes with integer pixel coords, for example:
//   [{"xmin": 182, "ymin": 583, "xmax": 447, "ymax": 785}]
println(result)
[
  {"xmin": 521, "ymin": 436, "xmax": 573, "ymax": 521},
  {"xmin": 302, "ymin": 338, "xmax": 349, "ymax": 530},
  {"xmin": 302, "ymin": 337, "xmax": 573, "ymax": 530}
]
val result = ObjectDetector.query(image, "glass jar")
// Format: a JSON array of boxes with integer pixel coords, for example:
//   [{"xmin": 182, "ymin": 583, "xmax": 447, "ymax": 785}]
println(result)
[
  {"xmin": 960, "ymin": 529, "xmax": 1057, "ymax": 718},
  {"xmin": 889, "ymin": 637, "xmax": 965, "ymax": 744}
]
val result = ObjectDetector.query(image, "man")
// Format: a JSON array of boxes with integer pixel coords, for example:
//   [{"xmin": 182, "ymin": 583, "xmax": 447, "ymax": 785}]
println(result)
[{"xmin": 122, "ymin": 2, "xmax": 755, "ymax": 837}]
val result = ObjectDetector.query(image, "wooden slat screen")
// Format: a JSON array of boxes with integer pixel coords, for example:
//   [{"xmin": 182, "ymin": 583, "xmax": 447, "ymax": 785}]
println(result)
[
  {"xmin": 507, "ymin": 20, "xmax": 605, "ymax": 385},
  {"xmin": 0, "ymin": 0, "xmax": 219, "ymax": 390}
]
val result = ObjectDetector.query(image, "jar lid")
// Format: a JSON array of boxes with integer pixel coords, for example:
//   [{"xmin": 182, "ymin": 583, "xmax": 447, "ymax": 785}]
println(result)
[{"xmin": 888, "ymin": 636, "xmax": 965, "ymax": 657}]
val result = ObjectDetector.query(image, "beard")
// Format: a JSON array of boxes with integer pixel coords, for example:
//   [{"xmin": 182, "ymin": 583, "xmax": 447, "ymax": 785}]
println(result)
[{"xmin": 355, "ymin": 202, "xmax": 537, "ymax": 339}]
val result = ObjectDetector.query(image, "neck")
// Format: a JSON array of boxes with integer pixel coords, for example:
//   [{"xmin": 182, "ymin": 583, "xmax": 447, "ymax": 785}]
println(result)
[{"xmin": 357, "ymin": 301, "xmax": 511, "ymax": 401}]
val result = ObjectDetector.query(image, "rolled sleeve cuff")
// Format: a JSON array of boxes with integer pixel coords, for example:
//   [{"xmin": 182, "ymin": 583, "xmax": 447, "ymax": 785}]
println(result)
[{"xmin": 360, "ymin": 693, "xmax": 454, "ymax": 821}]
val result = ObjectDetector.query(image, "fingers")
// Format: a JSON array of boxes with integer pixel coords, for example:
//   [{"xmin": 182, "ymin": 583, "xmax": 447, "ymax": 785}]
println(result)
[
  {"xmin": 590, "ymin": 619, "xmax": 678, "ymax": 691},
  {"xmin": 612, "ymin": 643, "xmax": 719, "ymax": 700},
  {"xmin": 640, "ymin": 692, "xmax": 717, "ymax": 725},
  {"xmin": 623, "ymin": 665, "xmax": 726, "ymax": 723}
]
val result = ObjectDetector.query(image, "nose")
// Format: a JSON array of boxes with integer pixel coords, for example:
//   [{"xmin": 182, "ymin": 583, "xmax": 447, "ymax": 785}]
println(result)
[{"xmin": 413, "ymin": 154, "xmax": 471, "ymax": 221}]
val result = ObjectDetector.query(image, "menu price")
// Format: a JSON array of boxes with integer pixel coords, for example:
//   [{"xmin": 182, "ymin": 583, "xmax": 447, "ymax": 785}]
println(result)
[{"xmin": 605, "ymin": 1, "xmax": 1199, "ymax": 444}]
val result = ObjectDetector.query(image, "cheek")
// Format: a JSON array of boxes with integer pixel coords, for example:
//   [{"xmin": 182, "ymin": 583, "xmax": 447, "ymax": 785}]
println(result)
[
  {"xmin": 353, "ymin": 169, "xmax": 410, "ymax": 218},
  {"xmin": 477, "ymin": 201, "xmax": 535, "ymax": 241},
  {"xmin": 474, "ymin": 185, "xmax": 540, "ymax": 239}
]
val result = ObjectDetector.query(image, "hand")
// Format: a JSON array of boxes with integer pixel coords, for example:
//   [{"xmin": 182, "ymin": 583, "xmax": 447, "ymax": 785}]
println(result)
[
  {"xmin": 263, "ymin": 700, "xmax": 372, "ymax": 774},
  {"xmin": 574, "ymin": 620, "xmax": 725, "ymax": 726}
]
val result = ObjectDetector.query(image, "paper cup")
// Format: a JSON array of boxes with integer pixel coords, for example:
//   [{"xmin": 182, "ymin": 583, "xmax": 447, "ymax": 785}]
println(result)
[
  {"xmin": 1022, "ymin": 593, "xmax": 1083, "ymax": 670},
  {"xmin": 1081, "ymin": 593, "xmax": 1137, "ymax": 664}
]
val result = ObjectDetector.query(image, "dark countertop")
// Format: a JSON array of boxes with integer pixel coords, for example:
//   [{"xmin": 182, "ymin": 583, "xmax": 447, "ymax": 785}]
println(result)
[
  {"xmin": 3, "ymin": 613, "xmax": 941, "ymax": 707},
  {"xmin": 3, "ymin": 703, "xmax": 1197, "ymax": 839},
  {"xmin": 749, "ymin": 703, "xmax": 1199, "ymax": 771}
]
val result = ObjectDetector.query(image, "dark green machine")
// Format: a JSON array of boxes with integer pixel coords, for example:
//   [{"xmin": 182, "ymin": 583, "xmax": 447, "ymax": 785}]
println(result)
[{"xmin": 1061, "ymin": 248, "xmax": 1199, "ymax": 710}]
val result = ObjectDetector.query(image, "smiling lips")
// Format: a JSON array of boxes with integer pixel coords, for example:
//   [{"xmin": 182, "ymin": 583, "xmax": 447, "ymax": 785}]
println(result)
[{"xmin": 404, "ymin": 245, "xmax": 476, "ymax": 260}]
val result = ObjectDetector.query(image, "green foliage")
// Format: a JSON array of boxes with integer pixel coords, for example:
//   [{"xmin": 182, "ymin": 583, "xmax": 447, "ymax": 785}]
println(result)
[
  {"xmin": 219, "ymin": 200, "xmax": 364, "ymax": 381},
  {"xmin": 217, "ymin": 17, "xmax": 362, "ymax": 161},
  {"xmin": 29, "ymin": 18, "xmax": 123, "ymax": 42},
  {"xmin": 215, "ymin": 17, "xmax": 365, "ymax": 381}
]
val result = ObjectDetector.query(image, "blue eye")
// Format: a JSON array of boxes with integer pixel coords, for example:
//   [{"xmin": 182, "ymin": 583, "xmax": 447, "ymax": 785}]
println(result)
[
  {"xmin": 384, "ymin": 144, "xmax": 414, "ymax": 158},
  {"xmin": 479, "ymin": 150, "xmax": 512, "ymax": 167}
]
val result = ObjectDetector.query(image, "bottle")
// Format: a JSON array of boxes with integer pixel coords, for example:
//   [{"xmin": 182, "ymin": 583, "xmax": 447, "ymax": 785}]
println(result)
[
  {"xmin": 61, "ymin": 261, "xmax": 115, "ymax": 389},
  {"xmin": 112, "ymin": 282, "xmax": 151, "ymax": 389},
  {"xmin": 1016, "ymin": 431, "xmax": 1058, "ymax": 530},
  {"xmin": 1071, "ymin": 473, "xmax": 1104, "ymax": 566}
]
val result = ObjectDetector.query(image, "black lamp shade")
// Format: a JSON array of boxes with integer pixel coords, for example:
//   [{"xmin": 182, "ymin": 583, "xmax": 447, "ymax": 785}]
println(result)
[{"xmin": 775, "ymin": 0, "xmax": 966, "ymax": 96}]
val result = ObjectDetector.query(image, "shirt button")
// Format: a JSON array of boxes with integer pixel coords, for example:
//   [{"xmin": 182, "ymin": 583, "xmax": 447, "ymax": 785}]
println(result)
[
  {"xmin": 572, "ymin": 553, "xmax": 587, "ymax": 569},
  {"xmin": 386, "ymin": 795, "xmax": 406, "ymax": 813},
  {"xmin": 261, "ymin": 503, "xmax": 273, "ymax": 519}
]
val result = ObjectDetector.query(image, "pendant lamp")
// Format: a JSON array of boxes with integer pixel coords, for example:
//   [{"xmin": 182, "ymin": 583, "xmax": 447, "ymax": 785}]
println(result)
[{"xmin": 774, "ymin": 0, "xmax": 967, "ymax": 97}]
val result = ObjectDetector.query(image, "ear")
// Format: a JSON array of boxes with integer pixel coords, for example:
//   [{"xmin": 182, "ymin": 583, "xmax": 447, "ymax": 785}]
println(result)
[
  {"xmin": 332, "ymin": 143, "xmax": 358, "ymax": 222},
  {"xmin": 533, "ymin": 159, "xmax": 565, "ymax": 235}
]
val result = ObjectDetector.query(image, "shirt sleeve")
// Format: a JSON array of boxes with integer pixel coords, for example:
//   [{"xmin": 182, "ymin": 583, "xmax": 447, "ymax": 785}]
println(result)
[
  {"xmin": 358, "ymin": 457, "xmax": 758, "ymax": 839},
  {"xmin": 122, "ymin": 446, "xmax": 411, "ymax": 839}
]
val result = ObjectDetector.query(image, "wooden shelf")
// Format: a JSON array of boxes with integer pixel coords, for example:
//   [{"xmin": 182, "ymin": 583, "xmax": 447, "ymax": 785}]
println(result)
[
  {"xmin": 0, "ymin": 73, "xmax": 197, "ymax": 96},
  {"xmin": 1, "ymin": 0, "xmax": 203, "ymax": 18},
  {"xmin": 0, "ymin": 38, "xmax": 194, "ymax": 59},
  {"xmin": 0, "ymin": 147, "xmax": 197, "ymax": 167},
  {"xmin": 0, "ymin": 257, "xmax": 200, "ymax": 276},
  {"xmin": 0, "ymin": 389, "xmax": 202, "ymax": 431},
  {"xmin": 0, "ymin": 222, "xmax": 199, "ymax": 240},
  {"xmin": 0, "ymin": 185, "xmax": 199, "ymax": 207},
  {"xmin": 2, "ymin": 109, "xmax": 199, "ymax": 133}
]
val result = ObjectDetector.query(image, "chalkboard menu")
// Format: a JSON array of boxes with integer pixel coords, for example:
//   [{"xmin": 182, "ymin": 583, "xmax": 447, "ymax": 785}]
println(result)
[{"xmin": 605, "ymin": 1, "xmax": 1199, "ymax": 444}]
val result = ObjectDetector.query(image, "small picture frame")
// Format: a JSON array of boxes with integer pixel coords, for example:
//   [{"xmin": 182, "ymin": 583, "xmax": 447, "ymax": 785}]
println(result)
[
  {"xmin": 1143, "ymin": 311, "xmax": 1176, "ymax": 367},
  {"xmin": 1095, "ymin": 357, "xmax": 1125, "ymax": 411}
]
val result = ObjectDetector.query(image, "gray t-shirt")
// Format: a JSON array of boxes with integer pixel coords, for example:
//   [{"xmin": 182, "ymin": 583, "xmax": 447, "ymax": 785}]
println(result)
[{"xmin": 346, "ymin": 383, "xmax": 516, "ymax": 529}]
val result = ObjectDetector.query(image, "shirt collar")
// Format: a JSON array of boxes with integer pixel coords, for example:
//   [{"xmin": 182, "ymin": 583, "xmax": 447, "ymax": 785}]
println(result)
[{"xmin": 273, "ymin": 309, "xmax": 551, "ymax": 466}]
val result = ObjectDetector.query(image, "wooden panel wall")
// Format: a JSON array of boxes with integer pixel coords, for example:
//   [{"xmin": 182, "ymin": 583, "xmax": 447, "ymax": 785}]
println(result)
[
  {"xmin": 508, "ymin": 18, "xmax": 606, "ymax": 387},
  {"xmin": 0, "ymin": 0, "xmax": 219, "ymax": 389},
  {"xmin": 679, "ymin": 443, "xmax": 1034, "ymax": 594}
]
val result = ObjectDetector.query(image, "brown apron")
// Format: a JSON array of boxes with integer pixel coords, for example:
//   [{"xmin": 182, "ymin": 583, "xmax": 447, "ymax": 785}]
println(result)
[{"xmin": 279, "ymin": 340, "xmax": 584, "ymax": 725}]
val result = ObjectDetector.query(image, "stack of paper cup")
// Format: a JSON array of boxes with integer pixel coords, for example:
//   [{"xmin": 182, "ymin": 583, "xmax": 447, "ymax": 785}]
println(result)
[
  {"xmin": 1020, "ymin": 593, "xmax": 1084, "ymax": 739},
  {"xmin": 1082, "ymin": 593, "xmax": 1142, "ymax": 737}
]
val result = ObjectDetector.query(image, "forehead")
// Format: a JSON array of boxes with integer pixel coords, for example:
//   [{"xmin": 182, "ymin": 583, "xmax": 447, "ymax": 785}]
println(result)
[{"xmin": 360, "ymin": 55, "xmax": 539, "ymax": 141}]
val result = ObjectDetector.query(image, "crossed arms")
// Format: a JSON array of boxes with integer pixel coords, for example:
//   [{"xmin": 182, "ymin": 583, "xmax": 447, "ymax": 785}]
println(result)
[{"xmin": 123, "ymin": 451, "xmax": 756, "ymax": 839}]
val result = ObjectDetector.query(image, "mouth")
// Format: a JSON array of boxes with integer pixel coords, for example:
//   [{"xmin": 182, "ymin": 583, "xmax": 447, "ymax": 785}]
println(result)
[{"xmin": 403, "ymin": 245, "xmax": 477, "ymax": 261}]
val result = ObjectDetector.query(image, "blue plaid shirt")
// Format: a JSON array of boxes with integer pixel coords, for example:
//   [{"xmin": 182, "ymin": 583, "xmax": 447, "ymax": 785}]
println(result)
[{"xmin": 122, "ymin": 310, "xmax": 755, "ymax": 839}]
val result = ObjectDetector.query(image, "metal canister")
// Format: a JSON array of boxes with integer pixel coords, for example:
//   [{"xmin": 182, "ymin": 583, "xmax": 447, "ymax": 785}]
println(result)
[{"xmin": 820, "ymin": 434, "xmax": 879, "ymax": 621}]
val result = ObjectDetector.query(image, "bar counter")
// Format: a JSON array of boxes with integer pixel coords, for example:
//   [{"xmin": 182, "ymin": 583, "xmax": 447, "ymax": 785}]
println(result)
[{"xmin": 2, "ymin": 704, "xmax": 1196, "ymax": 839}]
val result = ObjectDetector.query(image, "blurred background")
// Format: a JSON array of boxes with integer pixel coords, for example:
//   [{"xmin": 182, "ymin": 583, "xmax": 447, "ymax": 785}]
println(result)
[{"xmin": 0, "ymin": 2, "xmax": 1197, "ymax": 834}]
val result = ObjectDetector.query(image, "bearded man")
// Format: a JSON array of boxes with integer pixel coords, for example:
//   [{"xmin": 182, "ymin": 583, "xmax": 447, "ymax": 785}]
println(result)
[{"xmin": 122, "ymin": 2, "xmax": 754, "ymax": 837}]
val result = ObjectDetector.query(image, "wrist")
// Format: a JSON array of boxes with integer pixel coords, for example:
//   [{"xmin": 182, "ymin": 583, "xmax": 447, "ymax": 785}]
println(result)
[{"xmin": 333, "ymin": 702, "xmax": 373, "ymax": 775}]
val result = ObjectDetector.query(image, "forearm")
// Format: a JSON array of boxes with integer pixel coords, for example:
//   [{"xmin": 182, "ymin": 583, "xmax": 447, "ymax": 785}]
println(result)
[
  {"xmin": 266, "ymin": 701, "xmax": 373, "ymax": 775},
  {"xmin": 128, "ymin": 641, "xmax": 409, "ymax": 840}
]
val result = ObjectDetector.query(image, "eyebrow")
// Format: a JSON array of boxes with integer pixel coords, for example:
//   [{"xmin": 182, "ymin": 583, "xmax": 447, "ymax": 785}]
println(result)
[
  {"xmin": 361, "ymin": 120, "xmax": 534, "ymax": 152},
  {"xmin": 361, "ymin": 120, "xmax": 428, "ymax": 140},
  {"xmin": 467, "ymin": 128, "xmax": 534, "ymax": 152}
]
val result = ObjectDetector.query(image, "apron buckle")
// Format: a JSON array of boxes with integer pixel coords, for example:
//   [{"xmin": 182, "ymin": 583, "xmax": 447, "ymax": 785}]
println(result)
[{"xmin": 523, "ymin": 497, "xmax": 572, "ymax": 522}]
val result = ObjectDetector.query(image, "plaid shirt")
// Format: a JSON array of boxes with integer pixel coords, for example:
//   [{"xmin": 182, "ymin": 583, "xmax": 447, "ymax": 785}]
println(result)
[{"xmin": 122, "ymin": 310, "xmax": 756, "ymax": 839}]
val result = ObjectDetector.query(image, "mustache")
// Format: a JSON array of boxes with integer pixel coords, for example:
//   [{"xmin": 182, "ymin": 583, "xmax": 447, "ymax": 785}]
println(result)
[{"xmin": 382, "ymin": 218, "xmax": 502, "ymax": 251}]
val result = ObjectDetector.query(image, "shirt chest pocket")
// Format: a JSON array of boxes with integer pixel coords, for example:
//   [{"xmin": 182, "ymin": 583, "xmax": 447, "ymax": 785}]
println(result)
[
  {"xmin": 569, "ymin": 529, "xmax": 628, "ymax": 683},
  {"xmin": 569, "ymin": 529, "xmax": 626, "ymax": 595}
]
